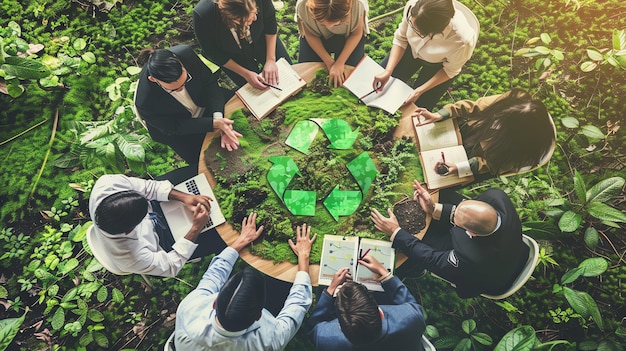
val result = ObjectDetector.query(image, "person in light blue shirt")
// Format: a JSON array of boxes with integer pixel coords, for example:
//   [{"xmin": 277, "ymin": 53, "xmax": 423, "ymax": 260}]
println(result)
[{"xmin": 173, "ymin": 213, "xmax": 317, "ymax": 351}]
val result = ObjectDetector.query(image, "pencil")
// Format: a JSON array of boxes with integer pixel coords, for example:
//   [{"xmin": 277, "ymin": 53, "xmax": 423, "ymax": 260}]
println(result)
[
  {"xmin": 360, "ymin": 248, "xmax": 371, "ymax": 260},
  {"xmin": 441, "ymin": 151, "xmax": 446, "ymax": 164},
  {"xmin": 263, "ymin": 82, "xmax": 283, "ymax": 91}
]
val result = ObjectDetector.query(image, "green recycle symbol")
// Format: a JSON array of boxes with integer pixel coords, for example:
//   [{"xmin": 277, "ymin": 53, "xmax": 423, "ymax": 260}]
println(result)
[{"xmin": 267, "ymin": 118, "xmax": 377, "ymax": 221}]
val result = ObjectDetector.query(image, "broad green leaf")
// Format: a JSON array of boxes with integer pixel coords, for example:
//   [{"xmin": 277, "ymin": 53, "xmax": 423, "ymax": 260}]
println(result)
[
  {"xmin": 425, "ymin": 325, "xmax": 439, "ymax": 338},
  {"xmin": 462, "ymin": 319, "xmax": 476, "ymax": 334},
  {"xmin": 535, "ymin": 58, "xmax": 545, "ymax": 70},
  {"xmin": 583, "ymin": 227, "xmax": 599, "ymax": 250},
  {"xmin": 534, "ymin": 46, "xmax": 550, "ymax": 54},
  {"xmin": 573, "ymin": 170, "xmax": 586, "ymax": 203},
  {"xmin": 581, "ymin": 292, "xmax": 604, "ymax": 331},
  {"xmin": 51, "ymin": 307, "xmax": 65, "ymax": 330},
  {"xmin": 48, "ymin": 284, "xmax": 59, "ymax": 297},
  {"xmin": 59, "ymin": 258, "xmax": 79, "ymax": 274},
  {"xmin": 62, "ymin": 287, "xmax": 78, "ymax": 302},
  {"xmin": 558, "ymin": 211, "xmax": 581, "ymax": 232},
  {"xmin": 93, "ymin": 332, "xmax": 108, "ymax": 347},
  {"xmin": 87, "ymin": 310, "xmax": 104, "ymax": 322},
  {"xmin": 580, "ymin": 61, "xmax": 598, "ymax": 72},
  {"xmin": 453, "ymin": 338, "xmax": 472, "ymax": 351},
  {"xmin": 73, "ymin": 38, "xmax": 87, "ymax": 51},
  {"xmin": 116, "ymin": 134, "xmax": 145, "ymax": 162},
  {"xmin": 561, "ymin": 267, "xmax": 583, "ymax": 284},
  {"xmin": 526, "ymin": 37, "xmax": 540, "ymax": 45},
  {"xmin": 598, "ymin": 339, "xmax": 622, "ymax": 351},
  {"xmin": 586, "ymin": 177, "xmax": 625, "ymax": 203},
  {"xmin": 434, "ymin": 335, "xmax": 462, "ymax": 349},
  {"xmin": 81, "ymin": 52, "xmax": 96, "ymax": 64},
  {"xmin": 115, "ymin": 77, "xmax": 130, "ymax": 85},
  {"xmin": 614, "ymin": 53, "xmax": 626, "ymax": 69},
  {"xmin": 2, "ymin": 56, "xmax": 50, "ymax": 79},
  {"xmin": 587, "ymin": 202, "xmax": 626, "ymax": 223},
  {"xmin": 471, "ymin": 332, "xmax": 493, "ymax": 346},
  {"xmin": 79, "ymin": 332, "xmax": 94, "ymax": 347},
  {"xmin": 112, "ymin": 288, "xmax": 124, "ymax": 303},
  {"xmin": 0, "ymin": 311, "xmax": 26, "ymax": 351},
  {"xmin": 126, "ymin": 66, "xmax": 142, "ymax": 75},
  {"xmin": 579, "ymin": 257, "xmax": 608, "ymax": 277},
  {"xmin": 40, "ymin": 75, "xmax": 60, "ymax": 88},
  {"xmin": 543, "ymin": 57, "xmax": 552, "ymax": 68},
  {"xmin": 96, "ymin": 286, "xmax": 108, "ymax": 303},
  {"xmin": 586, "ymin": 48, "xmax": 604, "ymax": 61},
  {"xmin": 514, "ymin": 48, "xmax": 532, "ymax": 56},
  {"xmin": 560, "ymin": 117, "xmax": 579, "ymax": 129},
  {"xmin": 70, "ymin": 222, "xmax": 90, "ymax": 242},
  {"xmin": 522, "ymin": 221, "xmax": 560, "ymax": 239},
  {"xmin": 581, "ymin": 125, "xmax": 605, "ymax": 140},
  {"xmin": 493, "ymin": 325, "xmax": 538, "ymax": 351},
  {"xmin": 0, "ymin": 286, "xmax": 7, "ymax": 299},
  {"xmin": 15, "ymin": 38, "xmax": 30, "ymax": 53},
  {"xmin": 6, "ymin": 83, "xmax": 24, "ymax": 98},
  {"xmin": 578, "ymin": 341, "xmax": 598, "ymax": 350},
  {"xmin": 540, "ymin": 33, "xmax": 551, "ymax": 44},
  {"xmin": 563, "ymin": 287, "xmax": 590, "ymax": 317},
  {"xmin": 41, "ymin": 54, "xmax": 63, "ymax": 69},
  {"xmin": 8, "ymin": 21, "xmax": 21, "ymax": 36},
  {"xmin": 613, "ymin": 29, "xmax": 626, "ymax": 51}
]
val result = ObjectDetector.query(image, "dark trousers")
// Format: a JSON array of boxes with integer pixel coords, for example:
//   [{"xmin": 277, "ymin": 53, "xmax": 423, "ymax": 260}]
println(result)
[
  {"xmin": 152, "ymin": 166, "xmax": 227, "ymax": 259},
  {"xmin": 222, "ymin": 39, "xmax": 292, "ymax": 88},
  {"xmin": 298, "ymin": 35, "xmax": 366, "ymax": 67},
  {"xmin": 380, "ymin": 49, "xmax": 454, "ymax": 110}
]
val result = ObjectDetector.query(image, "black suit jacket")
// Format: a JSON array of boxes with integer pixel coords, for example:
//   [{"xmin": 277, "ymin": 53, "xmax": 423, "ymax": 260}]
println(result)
[
  {"xmin": 134, "ymin": 45, "xmax": 224, "ymax": 144},
  {"xmin": 193, "ymin": 0, "xmax": 278, "ymax": 71},
  {"xmin": 393, "ymin": 189, "xmax": 529, "ymax": 298}
]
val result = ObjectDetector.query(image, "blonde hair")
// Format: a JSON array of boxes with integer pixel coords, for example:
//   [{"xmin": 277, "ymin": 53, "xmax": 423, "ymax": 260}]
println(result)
[
  {"xmin": 307, "ymin": 0, "xmax": 352, "ymax": 23},
  {"xmin": 217, "ymin": 0, "xmax": 257, "ymax": 37}
]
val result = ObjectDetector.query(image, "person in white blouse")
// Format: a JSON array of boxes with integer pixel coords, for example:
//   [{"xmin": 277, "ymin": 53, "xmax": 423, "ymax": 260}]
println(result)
[
  {"xmin": 372, "ymin": 0, "xmax": 479, "ymax": 110},
  {"xmin": 87, "ymin": 174, "xmax": 216, "ymax": 277}
]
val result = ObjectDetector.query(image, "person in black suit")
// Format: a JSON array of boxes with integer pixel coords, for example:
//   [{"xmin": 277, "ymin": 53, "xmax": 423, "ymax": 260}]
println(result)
[
  {"xmin": 371, "ymin": 180, "xmax": 529, "ymax": 298},
  {"xmin": 135, "ymin": 45, "xmax": 242, "ymax": 164},
  {"xmin": 193, "ymin": 0, "xmax": 292, "ymax": 89}
]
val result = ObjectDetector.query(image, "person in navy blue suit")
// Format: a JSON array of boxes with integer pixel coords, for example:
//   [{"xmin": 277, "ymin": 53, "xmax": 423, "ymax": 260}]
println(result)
[
  {"xmin": 135, "ymin": 45, "xmax": 242, "ymax": 164},
  {"xmin": 308, "ymin": 256, "xmax": 426, "ymax": 350},
  {"xmin": 371, "ymin": 180, "xmax": 529, "ymax": 298}
]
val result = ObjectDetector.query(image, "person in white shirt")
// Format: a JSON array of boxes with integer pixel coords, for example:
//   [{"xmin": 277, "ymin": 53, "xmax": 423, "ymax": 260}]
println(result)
[
  {"xmin": 372, "ymin": 0, "xmax": 479, "ymax": 110},
  {"xmin": 87, "ymin": 174, "xmax": 217, "ymax": 277},
  {"xmin": 173, "ymin": 216, "xmax": 317, "ymax": 351}
]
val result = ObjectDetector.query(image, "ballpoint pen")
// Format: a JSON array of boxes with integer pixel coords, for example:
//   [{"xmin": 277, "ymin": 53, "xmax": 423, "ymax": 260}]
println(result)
[
  {"xmin": 441, "ymin": 152, "xmax": 446, "ymax": 164},
  {"xmin": 359, "ymin": 81, "xmax": 382, "ymax": 101},
  {"xmin": 359, "ymin": 248, "xmax": 371, "ymax": 260},
  {"xmin": 263, "ymin": 82, "xmax": 283, "ymax": 91}
]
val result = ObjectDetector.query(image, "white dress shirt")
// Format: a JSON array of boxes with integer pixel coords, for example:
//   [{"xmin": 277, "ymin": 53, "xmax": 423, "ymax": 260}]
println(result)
[
  {"xmin": 392, "ymin": 0, "xmax": 479, "ymax": 78},
  {"xmin": 175, "ymin": 247, "xmax": 313, "ymax": 351},
  {"xmin": 87, "ymin": 174, "xmax": 198, "ymax": 277}
]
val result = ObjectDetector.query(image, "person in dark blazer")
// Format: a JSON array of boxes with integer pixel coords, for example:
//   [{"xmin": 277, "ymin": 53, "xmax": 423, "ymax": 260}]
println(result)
[
  {"xmin": 308, "ymin": 258, "xmax": 426, "ymax": 351},
  {"xmin": 371, "ymin": 180, "xmax": 529, "ymax": 298},
  {"xmin": 193, "ymin": 0, "xmax": 291, "ymax": 89},
  {"xmin": 135, "ymin": 45, "xmax": 242, "ymax": 164}
]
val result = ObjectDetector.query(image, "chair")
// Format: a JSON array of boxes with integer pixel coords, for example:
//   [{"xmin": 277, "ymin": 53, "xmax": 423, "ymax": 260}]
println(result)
[
  {"xmin": 163, "ymin": 331, "xmax": 176, "ymax": 351},
  {"xmin": 85, "ymin": 222, "xmax": 154, "ymax": 288},
  {"xmin": 431, "ymin": 234, "xmax": 540, "ymax": 300},
  {"xmin": 422, "ymin": 335, "xmax": 436, "ymax": 351},
  {"xmin": 501, "ymin": 113, "xmax": 557, "ymax": 177}
]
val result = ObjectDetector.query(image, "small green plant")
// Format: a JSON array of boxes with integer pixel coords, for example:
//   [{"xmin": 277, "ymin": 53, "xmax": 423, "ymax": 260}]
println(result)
[
  {"xmin": 549, "ymin": 307, "xmax": 582, "ymax": 324},
  {"xmin": 515, "ymin": 33, "xmax": 565, "ymax": 76},
  {"xmin": 0, "ymin": 228, "xmax": 30, "ymax": 262},
  {"xmin": 581, "ymin": 29, "xmax": 626, "ymax": 72},
  {"xmin": 431, "ymin": 319, "xmax": 494, "ymax": 350}
]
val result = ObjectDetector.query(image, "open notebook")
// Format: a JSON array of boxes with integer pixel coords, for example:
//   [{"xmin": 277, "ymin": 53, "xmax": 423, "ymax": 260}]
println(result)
[
  {"xmin": 235, "ymin": 58, "xmax": 306, "ymax": 120},
  {"xmin": 160, "ymin": 174, "xmax": 225, "ymax": 241},
  {"xmin": 318, "ymin": 235, "xmax": 395, "ymax": 292}
]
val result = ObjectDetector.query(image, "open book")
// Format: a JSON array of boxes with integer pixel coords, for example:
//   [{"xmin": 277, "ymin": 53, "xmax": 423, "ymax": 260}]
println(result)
[
  {"xmin": 343, "ymin": 56, "xmax": 414, "ymax": 115},
  {"xmin": 235, "ymin": 58, "xmax": 306, "ymax": 120},
  {"xmin": 413, "ymin": 117, "xmax": 474, "ymax": 189},
  {"xmin": 318, "ymin": 235, "xmax": 395, "ymax": 292}
]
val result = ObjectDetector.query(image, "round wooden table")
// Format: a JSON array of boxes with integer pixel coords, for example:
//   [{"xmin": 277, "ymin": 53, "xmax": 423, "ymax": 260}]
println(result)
[{"xmin": 199, "ymin": 62, "xmax": 437, "ymax": 285}]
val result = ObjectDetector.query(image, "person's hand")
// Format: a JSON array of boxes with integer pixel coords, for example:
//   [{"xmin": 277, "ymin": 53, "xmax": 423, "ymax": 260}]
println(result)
[
  {"xmin": 403, "ymin": 88, "xmax": 423, "ymax": 106},
  {"xmin": 262, "ymin": 60, "xmax": 279, "ymax": 86},
  {"xmin": 373, "ymin": 71, "xmax": 391, "ymax": 92},
  {"xmin": 289, "ymin": 223, "xmax": 317, "ymax": 271},
  {"xmin": 434, "ymin": 161, "xmax": 458, "ymax": 176},
  {"xmin": 183, "ymin": 194, "xmax": 212, "ymax": 213},
  {"xmin": 232, "ymin": 212, "xmax": 264, "ymax": 251},
  {"xmin": 412, "ymin": 107, "xmax": 442, "ymax": 125},
  {"xmin": 358, "ymin": 255, "xmax": 388, "ymax": 277},
  {"xmin": 412, "ymin": 180, "xmax": 435, "ymax": 215},
  {"xmin": 214, "ymin": 118, "xmax": 242, "ymax": 151},
  {"xmin": 327, "ymin": 267, "xmax": 351, "ymax": 296},
  {"xmin": 190, "ymin": 203, "xmax": 210, "ymax": 233},
  {"xmin": 370, "ymin": 208, "xmax": 400, "ymax": 236},
  {"xmin": 245, "ymin": 70, "xmax": 268, "ymax": 90},
  {"xmin": 328, "ymin": 63, "xmax": 346, "ymax": 88}
]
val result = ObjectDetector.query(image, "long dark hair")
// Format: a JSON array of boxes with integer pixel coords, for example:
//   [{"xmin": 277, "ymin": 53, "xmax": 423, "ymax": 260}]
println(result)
[
  {"xmin": 410, "ymin": 0, "xmax": 455, "ymax": 37},
  {"xmin": 138, "ymin": 48, "xmax": 183, "ymax": 83},
  {"xmin": 462, "ymin": 89, "xmax": 555, "ymax": 175}
]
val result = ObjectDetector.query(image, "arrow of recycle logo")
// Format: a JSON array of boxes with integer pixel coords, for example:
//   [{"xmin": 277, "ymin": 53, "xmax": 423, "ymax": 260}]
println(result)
[{"xmin": 267, "ymin": 118, "xmax": 377, "ymax": 221}]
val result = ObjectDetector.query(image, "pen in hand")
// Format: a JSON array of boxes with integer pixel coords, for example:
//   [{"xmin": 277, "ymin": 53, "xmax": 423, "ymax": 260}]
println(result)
[
  {"xmin": 441, "ymin": 152, "xmax": 446, "ymax": 164},
  {"xmin": 359, "ymin": 248, "xmax": 371, "ymax": 260},
  {"xmin": 263, "ymin": 82, "xmax": 283, "ymax": 91},
  {"xmin": 359, "ymin": 81, "xmax": 382, "ymax": 101}
]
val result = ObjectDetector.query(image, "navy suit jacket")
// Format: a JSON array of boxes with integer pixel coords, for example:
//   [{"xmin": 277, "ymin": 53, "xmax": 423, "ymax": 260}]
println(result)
[
  {"xmin": 134, "ymin": 45, "xmax": 224, "ymax": 144},
  {"xmin": 308, "ymin": 277, "xmax": 425, "ymax": 351},
  {"xmin": 393, "ymin": 189, "xmax": 528, "ymax": 298}
]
